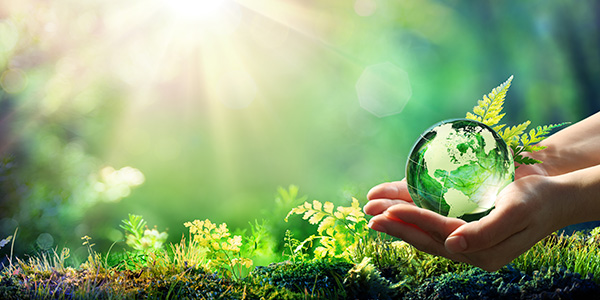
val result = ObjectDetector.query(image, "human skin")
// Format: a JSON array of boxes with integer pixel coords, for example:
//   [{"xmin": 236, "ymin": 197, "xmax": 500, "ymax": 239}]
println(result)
[{"xmin": 364, "ymin": 111, "xmax": 600, "ymax": 272}]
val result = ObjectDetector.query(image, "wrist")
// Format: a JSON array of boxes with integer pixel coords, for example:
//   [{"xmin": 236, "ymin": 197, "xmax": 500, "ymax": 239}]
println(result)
[{"xmin": 554, "ymin": 165, "xmax": 600, "ymax": 225}]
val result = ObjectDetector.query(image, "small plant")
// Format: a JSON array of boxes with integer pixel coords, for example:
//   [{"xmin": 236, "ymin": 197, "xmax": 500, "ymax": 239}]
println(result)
[
  {"xmin": 512, "ymin": 231, "xmax": 600, "ymax": 281},
  {"xmin": 343, "ymin": 257, "xmax": 399, "ymax": 300},
  {"xmin": 282, "ymin": 229, "xmax": 309, "ymax": 262},
  {"xmin": 466, "ymin": 76, "xmax": 569, "ymax": 165},
  {"xmin": 356, "ymin": 235, "xmax": 469, "ymax": 292},
  {"xmin": 183, "ymin": 219, "xmax": 253, "ymax": 280},
  {"xmin": 120, "ymin": 214, "xmax": 168, "ymax": 252},
  {"xmin": 285, "ymin": 198, "xmax": 369, "ymax": 261},
  {"xmin": 80, "ymin": 235, "xmax": 103, "ymax": 271}
]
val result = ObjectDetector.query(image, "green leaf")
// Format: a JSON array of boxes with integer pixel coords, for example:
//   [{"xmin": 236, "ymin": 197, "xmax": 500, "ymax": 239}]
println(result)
[
  {"xmin": 302, "ymin": 210, "xmax": 316, "ymax": 220},
  {"xmin": 500, "ymin": 121, "xmax": 531, "ymax": 147},
  {"xmin": 312, "ymin": 200, "xmax": 322, "ymax": 211},
  {"xmin": 466, "ymin": 75, "xmax": 513, "ymax": 127},
  {"xmin": 465, "ymin": 77, "xmax": 569, "ymax": 167},
  {"xmin": 308, "ymin": 212, "xmax": 326, "ymax": 225},
  {"xmin": 317, "ymin": 216, "xmax": 335, "ymax": 235},
  {"xmin": 514, "ymin": 155, "xmax": 543, "ymax": 165}
]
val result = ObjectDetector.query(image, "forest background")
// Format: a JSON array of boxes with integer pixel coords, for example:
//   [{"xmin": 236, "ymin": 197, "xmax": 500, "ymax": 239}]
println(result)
[{"xmin": 1, "ymin": 0, "xmax": 599, "ymax": 263}]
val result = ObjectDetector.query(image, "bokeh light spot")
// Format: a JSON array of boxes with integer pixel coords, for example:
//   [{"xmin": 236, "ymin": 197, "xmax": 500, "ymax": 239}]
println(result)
[
  {"xmin": 99, "ymin": 166, "xmax": 145, "ymax": 202},
  {"xmin": 218, "ymin": 70, "xmax": 258, "ymax": 109},
  {"xmin": 0, "ymin": 68, "xmax": 28, "ymax": 94},
  {"xmin": 0, "ymin": 21, "xmax": 19, "ymax": 54},
  {"xmin": 106, "ymin": 229, "xmax": 124, "ymax": 242},
  {"xmin": 36, "ymin": 233, "xmax": 54, "ymax": 250},
  {"xmin": 356, "ymin": 62, "xmax": 412, "ymax": 117},
  {"xmin": 354, "ymin": 0, "xmax": 378, "ymax": 17}
]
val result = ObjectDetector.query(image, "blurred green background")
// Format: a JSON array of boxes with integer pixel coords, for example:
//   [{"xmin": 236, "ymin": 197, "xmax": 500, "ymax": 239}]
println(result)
[{"xmin": 0, "ymin": 0, "xmax": 598, "ymax": 260}]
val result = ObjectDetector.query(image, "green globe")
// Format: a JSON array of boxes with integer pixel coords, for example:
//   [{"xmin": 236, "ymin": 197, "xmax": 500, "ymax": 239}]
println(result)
[{"xmin": 406, "ymin": 119, "xmax": 515, "ymax": 221}]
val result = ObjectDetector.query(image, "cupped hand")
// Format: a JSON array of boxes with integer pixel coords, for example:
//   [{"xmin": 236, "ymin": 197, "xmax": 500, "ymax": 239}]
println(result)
[{"xmin": 364, "ymin": 163, "xmax": 571, "ymax": 271}]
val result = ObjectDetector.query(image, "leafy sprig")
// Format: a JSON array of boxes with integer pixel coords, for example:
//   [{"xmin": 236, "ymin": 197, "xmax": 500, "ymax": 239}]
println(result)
[
  {"xmin": 120, "ymin": 214, "xmax": 168, "ymax": 252},
  {"xmin": 285, "ymin": 198, "xmax": 368, "ymax": 261},
  {"xmin": 466, "ymin": 76, "xmax": 569, "ymax": 165},
  {"xmin": 466, "ymin": 75, "xmax": 512, "ymax": 132},
  {"xmin": 183, "ymin": 219, "xmax": 253, "ymax": 280}
]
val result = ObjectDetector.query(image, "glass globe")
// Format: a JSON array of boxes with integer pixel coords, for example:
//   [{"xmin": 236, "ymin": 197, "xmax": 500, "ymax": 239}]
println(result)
[{"xmin": 406, "ymin": 119, "xmax": 515, "ymax": 221}]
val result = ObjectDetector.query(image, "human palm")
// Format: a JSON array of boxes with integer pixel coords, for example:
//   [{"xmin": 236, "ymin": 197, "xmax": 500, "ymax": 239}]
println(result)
[{"xmin": 364, "ymin": 161, "xmax": 564, "ymax": 271}]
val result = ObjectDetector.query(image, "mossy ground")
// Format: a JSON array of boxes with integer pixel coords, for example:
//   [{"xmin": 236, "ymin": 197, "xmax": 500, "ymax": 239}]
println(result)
[
  {"xmin": 2, "ymin": 197, "xmax": 599, "ymax": 299},
  {"xmin": 2, "ymin": 259, "xmax": 600, "ymax": 299}
]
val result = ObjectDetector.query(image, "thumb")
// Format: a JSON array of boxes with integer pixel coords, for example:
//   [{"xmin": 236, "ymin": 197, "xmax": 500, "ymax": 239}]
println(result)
[{"xmin": 444, "ymin": 203, "xmax": 528, "ymax": 254}]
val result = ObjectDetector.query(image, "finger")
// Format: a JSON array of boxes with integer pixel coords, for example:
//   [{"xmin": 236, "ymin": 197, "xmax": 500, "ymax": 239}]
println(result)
[
  {"xmin": 367, "ymin": 179, "xmax": 412, "ymax": 202},
  {"xmin": 368, "ymin": 214, "xmax": 445, "ymax": 256},
  {"xmin": 384, "ymin": 204, "xmax": 466, "ymax": 243},
  {"xmin": 363, "ymin": 199, "xmax": 413, "ymax": 216},
  {"xmin": 369, "ymin": 213, "xmax": 466, "ymax": 261},
  {"xmin": 445, "ymin": 195, "xmax": 529, "ymax": 254},
  {"xmin": 457, "ymin": 225, "xmax": 544, "ymax": 272}
]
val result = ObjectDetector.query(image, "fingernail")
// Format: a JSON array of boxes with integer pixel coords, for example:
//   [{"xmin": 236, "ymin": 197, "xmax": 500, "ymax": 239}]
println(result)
[
  {"xmin": 368, "ymin": 220, "xmax": 386, "ymax": 234},
  {"xmin": 445, "ymin": 235, "xmax": 467, "ymax": 253}
]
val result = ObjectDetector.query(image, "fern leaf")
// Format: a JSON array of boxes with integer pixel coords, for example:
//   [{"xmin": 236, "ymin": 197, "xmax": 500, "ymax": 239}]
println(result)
[
  {"xmin": 492, "ymin": 124, "xmax": 506, "ymax": 132},
  {"xmin": 312, "ymin": 200, "xmax": 322, "ymax": 211},
  {"xmin": 350, "ymin": 197, "xmax": 361, "ymax": 210},
  {"xmin": 466, "ymin": 112, "xmax": 481, "ymax": 122},
  {"xmin": 487, "ymin": 113, "xmax": 506, "ymax": 127},
  {"xmin": 526, "ymin": 123, "xmax": 570, "ymax": 146},
  {"xmin": 284, "ymin": 206, "xmax": 305, "ymax": 222},
  {"xmin": 500, "ymin": 120, "xmax": 531, "ymax": 147},
  {"xmin": 317, "ymin": 216, "xmax": 335, "ymax": 235},
  {"xmin": 309, "ymin": 212, "xmax": 326, "ymax": 225},
  {"xmin": 323, "ymin": 202, "xmax": 334, "ymax": 214},
  {"xmin": 526, "ymin": 145, "xmax": 547, "ymax": 152},
  {"xmin": 466, "ymin": 75, "xmax": 513, "ymax": 127},
  {"xmin": 302, "ymin": 210, "xmax": 316, "ymax": 220},
  {"xmin": 514, "ymin": 154, "xmax": 542, "ymax": 165}
]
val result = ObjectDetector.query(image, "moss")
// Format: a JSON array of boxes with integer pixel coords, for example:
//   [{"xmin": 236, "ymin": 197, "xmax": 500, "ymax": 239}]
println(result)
[
  {"xmin": 343, "ymin": 257, "xmax": 399, "ymax": 300},
  {"xmin": 403, "ymin": 265, "xmax": 600, "ymax": 300},
  {"xmin": 250, "ymin": 260, "xmax": 351, "ymax": 297}
]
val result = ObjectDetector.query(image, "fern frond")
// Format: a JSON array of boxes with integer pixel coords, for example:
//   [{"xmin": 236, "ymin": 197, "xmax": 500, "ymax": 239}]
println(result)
[
  {"xmin": 492, "ymin": 124, "xmax": 506, "ymax": 132},
  {"xmin": 309, "ymin": 211, "xmax": 327, "ymax": 225},
  {"xmin": 500, "ymin": 120, "xmax": 531, "ymax": 147},
  {"xmin": 286, "ymin": 198, "xmax": 369, "ymax": 260},
  {"xmin": 317, "ymin": 216, "xmax": 335, "ymax": 235},
  {"xmin": 466, "ymin": 112, "xmax": 479, "ymax": 121},
  {"xmin": 525, "ymin": 123, "xmax": 570, "ymax": 146},
  {"xmin": 466, "ymin": 75, "xmax": 513, "ymax": 127},
  {"xmin": 514, "ymin": 154, "xmax": 543, "ymax": 165}
]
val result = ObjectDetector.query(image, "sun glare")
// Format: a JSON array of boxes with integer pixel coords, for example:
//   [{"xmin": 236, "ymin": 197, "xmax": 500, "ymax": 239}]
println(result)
[{"xmin": 164, "ymin": 0, "xmax": 230, "ymax": 20}]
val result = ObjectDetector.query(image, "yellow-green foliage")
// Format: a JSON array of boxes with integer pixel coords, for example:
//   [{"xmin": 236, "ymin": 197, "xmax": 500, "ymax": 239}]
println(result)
[
  {"xmin": 80, "ymin": 235, "xmax": 105, "ymax": 272},
  {"xmin": 512, "ymin": 231, "xmax": 600, "ymax": 281},
  {"xmin": 466, "ymin": 75, "xmax": 512, "ymax": 132},
  {"xmin": 183, "ymin": 219, "xmax": 253, "ymax": 280},
  {"xmin": 285, "ymin": 198, "xmax": 368, "ymax": 261},
  {"xmin": 357, "ymin": 236, "xmax": 469, "ymax": 292},
  {"xmin": 120, "ymin": 214, "xmax": 168, "ymax": 252},
  {"xmin": 466, "ymin": 76, "xmax": 568, "ymax": 165}
]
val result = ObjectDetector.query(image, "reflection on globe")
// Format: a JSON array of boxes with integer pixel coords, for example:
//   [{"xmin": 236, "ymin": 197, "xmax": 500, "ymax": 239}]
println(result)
[{"xmin": 406, "ymin": 119, "xmax": 515, "ymax": 221}]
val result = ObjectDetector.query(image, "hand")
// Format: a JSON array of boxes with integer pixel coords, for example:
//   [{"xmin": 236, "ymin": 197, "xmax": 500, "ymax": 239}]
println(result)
[{"xmin": 364, "ymin": 163, "xmax": 572, "ymax": 271}]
